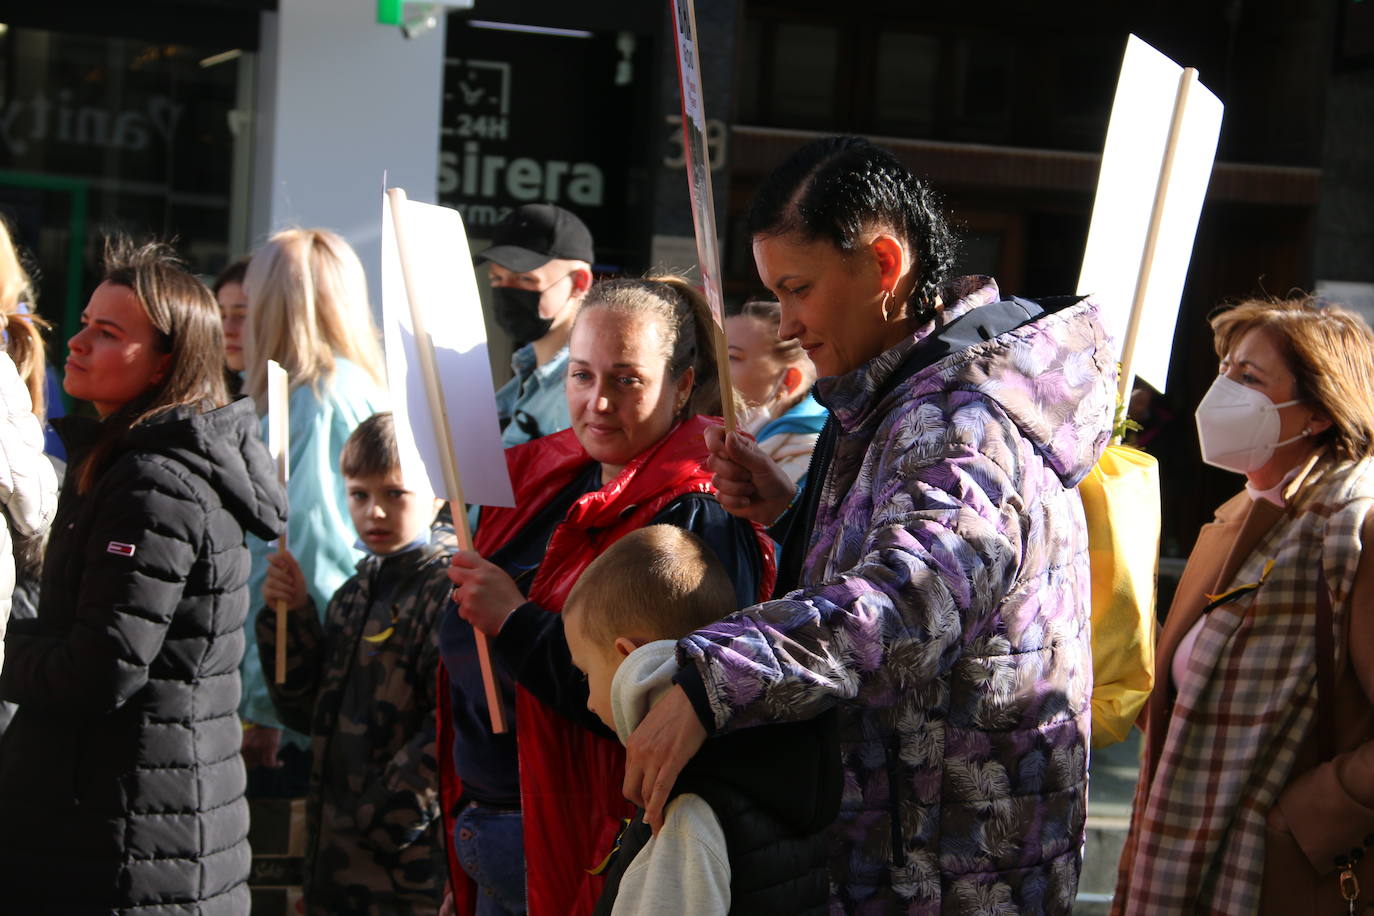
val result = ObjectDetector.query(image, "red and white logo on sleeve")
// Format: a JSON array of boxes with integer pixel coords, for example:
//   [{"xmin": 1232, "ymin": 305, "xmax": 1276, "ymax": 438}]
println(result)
[{"xmin": 106, "ymin": 541, "xmax": 136, "ymax": 557}]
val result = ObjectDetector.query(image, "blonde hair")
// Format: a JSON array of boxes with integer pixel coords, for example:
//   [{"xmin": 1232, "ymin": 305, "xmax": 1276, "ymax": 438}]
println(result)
[
  {"xmin": 242, "ymin": 228, "xmax": 385, "ymax": 405},
  {"xmin": 730, "ymin": 297, "xmax": 817, "ymax": 407},
  {"xmin": 0, "ymin": 219, "xmax": 49, "ymax": 417},
  {"xmin": 1210, "ymin": 296, "xmax": 1374, "ymax": 463},
  {"xmin": 576, "ymin": 275, "xmax": 740, "ymax": 420},
  {"xmin": 563, "ymin": 525, "xmax": 735, "ymax": 647}
]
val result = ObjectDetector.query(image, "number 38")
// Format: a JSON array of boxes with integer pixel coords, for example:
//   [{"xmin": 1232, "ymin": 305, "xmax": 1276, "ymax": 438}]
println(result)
[{"xmin": 664, "ymin": 116, "xmax": 727, "ymax": 172}]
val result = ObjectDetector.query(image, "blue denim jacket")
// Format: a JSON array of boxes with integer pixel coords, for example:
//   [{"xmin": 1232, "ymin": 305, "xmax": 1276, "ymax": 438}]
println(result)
[{"xmin": 495, "ymin": 344, "xmax": 570, "ymax": 448}]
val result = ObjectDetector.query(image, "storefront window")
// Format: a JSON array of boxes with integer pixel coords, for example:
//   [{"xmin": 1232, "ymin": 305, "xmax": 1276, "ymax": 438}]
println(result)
[{"xmin": 0, "ymin": 23, "xmax": 243, "ymax": 345}]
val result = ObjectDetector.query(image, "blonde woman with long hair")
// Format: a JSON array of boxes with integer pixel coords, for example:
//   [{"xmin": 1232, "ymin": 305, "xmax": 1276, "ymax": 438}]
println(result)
[
  {"xmin": 238, "ymin": 228, "xmax": 387, "ymax": 772},
  {"xmin": 0, "ymin": 220, "xmax": 56, "ymax": 676}
]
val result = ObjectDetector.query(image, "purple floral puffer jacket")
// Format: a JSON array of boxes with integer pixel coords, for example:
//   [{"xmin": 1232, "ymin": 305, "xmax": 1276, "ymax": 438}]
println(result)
[{"xmin": 677, "ymin": 277, "xmax": 1116, "ymax": 914}]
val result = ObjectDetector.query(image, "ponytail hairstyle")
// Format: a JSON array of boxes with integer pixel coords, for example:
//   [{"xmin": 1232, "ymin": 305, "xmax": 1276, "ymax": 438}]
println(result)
[
  {"xmin": 746, "ymin": 135, "xmax": 957, "ymax": 323},
  {"xmin": 0, "ymin": 218, "xmax": 50, "ymax": 418},
  {"xmin": 576, "ymin": 275, "xmax": 740, "ymax": 421},
  {"xmin": 242, "ymin": 228, "xmax": 385, "ymax": 408},
  {"xmin": 75, "ymin": 236, "xmax": 229, "ymax": 494}
]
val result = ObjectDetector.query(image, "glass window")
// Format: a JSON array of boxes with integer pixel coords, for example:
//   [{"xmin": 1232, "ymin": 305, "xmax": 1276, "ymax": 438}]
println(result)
[
  {"xmin": 735, "ymin": 17, "xmax": 763, "ymax": 123},
  {"xmin": 769, "ymin": 22, "xmax": 838, "ymax": 127},
  {"xmin": 948, "ymin": 38, "xmax": 1012, "ymax": 142},
  {"xmin": 873, "ymin": 32, "xmax": 939, "ymax": 135},
  {"xmin": 0, "ymin": 24, "xmax": 243, "ymax": 347}
]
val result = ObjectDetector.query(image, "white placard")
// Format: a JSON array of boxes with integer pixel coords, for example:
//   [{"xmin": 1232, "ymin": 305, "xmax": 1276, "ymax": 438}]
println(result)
[
  {"xmin": 1077, "ymin": 35, "xmax": 1224, "ymax": 394},
  {"xmin": 670, "ymin": 0, "xmax": 737, "ymax": 431},
  {"xmin": 670, "ymin": 0, "xmax": 725, "ymax": 329},
  {"xmin": 381, "ymin": 191, "xmax": 515, "ymax": 508},
  {"xmin": 266, "ymin": 359, "xmax": 290, "ymax": 549}
]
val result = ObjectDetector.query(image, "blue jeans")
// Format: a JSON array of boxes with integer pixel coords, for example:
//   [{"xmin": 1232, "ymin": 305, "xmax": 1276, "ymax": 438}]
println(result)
[{"xmin": 455, "ymin": 802, "xmax": 527, "ymax": 916}]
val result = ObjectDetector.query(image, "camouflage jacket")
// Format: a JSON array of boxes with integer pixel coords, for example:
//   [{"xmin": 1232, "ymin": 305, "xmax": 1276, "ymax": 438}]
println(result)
[{"xmin": 258, "ymin": 538, "xmax": 453, "ymax": 915}]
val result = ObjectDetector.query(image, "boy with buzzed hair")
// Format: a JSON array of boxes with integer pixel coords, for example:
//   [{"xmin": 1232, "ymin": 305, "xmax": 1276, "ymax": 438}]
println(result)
[
  {"xmin": 562, "ymin": 526, "xmax": 840, "ymax": 916},
  {"xmin": 258, "ymin": 412, "xmax": 451, "ymax": 915}
]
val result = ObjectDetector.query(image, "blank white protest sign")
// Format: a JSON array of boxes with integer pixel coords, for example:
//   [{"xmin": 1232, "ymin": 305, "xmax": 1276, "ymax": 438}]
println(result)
[
  {"xmin": 1077, "ymin": 35, "xmax": 1224, "ymax": 395},
  {"xmin": 381, "ymin": 191, "xmax": 515, "ymax": 509}
]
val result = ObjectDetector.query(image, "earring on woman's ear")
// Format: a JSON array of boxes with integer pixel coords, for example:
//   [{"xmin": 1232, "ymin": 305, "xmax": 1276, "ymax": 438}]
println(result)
[{"xmin": 880, "ymin": 288, "xmax": 894, "ymax": 322}]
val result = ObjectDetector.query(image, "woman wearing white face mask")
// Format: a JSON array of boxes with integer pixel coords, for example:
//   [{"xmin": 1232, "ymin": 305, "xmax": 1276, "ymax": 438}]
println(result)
[
  {"xmin": 724, "ymin": 299, "xmax": 824, "ymax": 484},
  {"xmin": 1114, "ymin": 297, "xmax": 1374, "ymax": 914}
]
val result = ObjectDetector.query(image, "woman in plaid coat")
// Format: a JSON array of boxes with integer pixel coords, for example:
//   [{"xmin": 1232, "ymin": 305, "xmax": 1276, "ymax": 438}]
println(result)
[{"xmin": 1114, "ymin": 298, "xmax": 1374, "ymax": 914}]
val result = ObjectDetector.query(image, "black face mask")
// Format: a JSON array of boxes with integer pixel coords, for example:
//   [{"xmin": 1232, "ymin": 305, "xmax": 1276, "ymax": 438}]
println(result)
[{"xmin": 490, "ymin": 286, "xmax": 554, "ymax": 346}]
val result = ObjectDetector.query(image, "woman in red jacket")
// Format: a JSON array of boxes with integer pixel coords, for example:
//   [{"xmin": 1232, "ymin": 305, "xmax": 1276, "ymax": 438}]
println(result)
[{"xmin": 438, "ymin": 276, "xmax": 774, "ymax": 916}]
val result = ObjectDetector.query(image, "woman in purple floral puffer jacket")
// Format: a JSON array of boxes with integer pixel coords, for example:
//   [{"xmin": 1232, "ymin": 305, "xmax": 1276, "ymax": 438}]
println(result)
[{"xmin": 623, "ymin": 137, "xmax": 1117, "ymax": 914}]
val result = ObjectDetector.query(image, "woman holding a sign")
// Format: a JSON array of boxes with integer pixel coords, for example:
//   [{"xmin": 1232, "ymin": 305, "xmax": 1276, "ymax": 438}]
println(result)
[
  {"xmin": 238, "ymin": 228, "xmax": 388, "ymax": 777},
  {"xmin": 1114, "ymin": 299, "xmax": 1374, "ymax": 914},
  {"xmin": 0, "ymin": 238, "xmax": 286, "ymax": 911},
  {"xmin": 444, "ymin": 276, "xmax": 775, "ymax": 916},
  {"xmin": 622, "ymin": 136, "xmax": 1116, "ymax": 912}
]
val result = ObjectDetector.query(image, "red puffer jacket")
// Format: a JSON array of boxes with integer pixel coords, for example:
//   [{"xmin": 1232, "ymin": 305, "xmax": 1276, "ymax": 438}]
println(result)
[{"xmin": 441, "ymin": 416, "xmax": 775, "ymax": 915}]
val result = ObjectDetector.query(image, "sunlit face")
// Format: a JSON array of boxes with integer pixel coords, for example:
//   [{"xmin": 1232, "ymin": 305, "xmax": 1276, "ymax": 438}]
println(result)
[
  {"xmin": 752, "ymin": 232, "xmax": 905, "ymax": 379},
  {"xmin": 345, "ymin": 469, "xmax": 439, "ymax": 556},
  {"xmin": 725, "ymin": 314, "xmax": 789, "ymax": 406},
  {"xmin": 564, "ymin": 608, "xmax": 626, "ymax": 731},
  {"xmin": 217, "ymin": 281, "xmax": 249, "ymax": 372},
  {"xmin": 567, "ymin": 308, "xmax": 694, "ymax": 483},
  {"xmin": 64, "ymin": 281, "xmax": 171, "ymax": 419},
  {"xmin": 1217, "ymin": 326, "xmax": 1327, "ymax": 482}
]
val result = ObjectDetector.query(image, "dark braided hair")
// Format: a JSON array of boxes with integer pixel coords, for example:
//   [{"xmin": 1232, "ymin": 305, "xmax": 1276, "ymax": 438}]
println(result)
[{"xmin": 746, "ymin": 136, "xmax": 957, "ymax": 322}]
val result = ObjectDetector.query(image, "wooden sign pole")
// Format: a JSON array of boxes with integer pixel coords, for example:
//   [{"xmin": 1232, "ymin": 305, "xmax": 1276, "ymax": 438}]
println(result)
[
  {"xmin": 386, "ymin": 187, "xmax": 508, "ymax": 734},
  {"xmin": 1116, "ymin": 68, "xmax": 1197, "ymax": 406}
]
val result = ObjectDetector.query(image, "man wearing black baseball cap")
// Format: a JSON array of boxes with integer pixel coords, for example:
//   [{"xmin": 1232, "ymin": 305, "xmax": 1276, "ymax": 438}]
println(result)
[{"xmin": 476, "ymin": 203, "xmax": 595, "ymax": 447}]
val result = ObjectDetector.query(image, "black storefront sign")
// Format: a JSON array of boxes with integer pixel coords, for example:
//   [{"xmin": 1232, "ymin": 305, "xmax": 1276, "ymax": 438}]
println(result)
[{"xmin": 439, "ymin": 21, "xmax": 656, "ymax": 272}]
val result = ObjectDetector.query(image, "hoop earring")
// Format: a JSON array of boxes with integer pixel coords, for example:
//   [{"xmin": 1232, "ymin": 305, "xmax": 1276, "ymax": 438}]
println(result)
[{"xmin": 880, "ymin": 289, "xmax": 894, "ymax": 322}]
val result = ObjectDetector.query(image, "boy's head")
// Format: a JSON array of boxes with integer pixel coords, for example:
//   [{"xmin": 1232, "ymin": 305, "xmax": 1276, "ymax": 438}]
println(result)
[
  {"xmin": 563, "ymin": 525, "xmax": 736, "ymax": 729},
  {"xmin": 340, "ymin": 412, "xmax": 441, "ymax": 555}
]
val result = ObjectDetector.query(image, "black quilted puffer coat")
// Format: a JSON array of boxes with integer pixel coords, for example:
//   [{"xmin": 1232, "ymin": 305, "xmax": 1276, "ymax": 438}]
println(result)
[{"xmin": 0, "ymin": 398, "xmax": 286, "ymax": 914}]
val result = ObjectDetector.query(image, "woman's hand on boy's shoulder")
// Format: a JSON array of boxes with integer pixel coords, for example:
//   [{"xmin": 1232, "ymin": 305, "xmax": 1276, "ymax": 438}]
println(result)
[
  {"xmin": 624, "ymin": 685, "xmax": 708, "ymax": 836},
  {"xmin": 448, "ymin": 550, "xmax": 524, "ymax": 636},
  {"xmin": 263, "ymin": 550, "xmax": 310, "ymax": 612}
]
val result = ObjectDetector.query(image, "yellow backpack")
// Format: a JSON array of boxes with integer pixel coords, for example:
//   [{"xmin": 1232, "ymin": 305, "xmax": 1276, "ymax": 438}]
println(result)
[{"xmin": 1079, "ymin": 444, "xmax": 1160, "ymax": 748}]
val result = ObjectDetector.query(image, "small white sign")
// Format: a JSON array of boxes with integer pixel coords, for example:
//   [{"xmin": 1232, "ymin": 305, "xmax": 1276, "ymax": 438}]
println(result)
[
  {"xmin": 670, "ymin": 0, "xmax": 725, "ymax": 329},
  {"xmin": 266, "ymin": 359, "xmax": 290, "ymax": 550},
  {"xmin": 1077, "ymin": 35, "xmax": 1224, "ymax": 394},
  {"xmin": 381, "ymin": 191, "xmax": 515, "ymax": 508}
]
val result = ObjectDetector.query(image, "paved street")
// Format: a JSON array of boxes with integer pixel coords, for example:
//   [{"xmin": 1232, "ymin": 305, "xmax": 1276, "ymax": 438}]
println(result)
[{"xmin": 1077, "ymin": 730, "xmax": 1142, "ymax": 913}]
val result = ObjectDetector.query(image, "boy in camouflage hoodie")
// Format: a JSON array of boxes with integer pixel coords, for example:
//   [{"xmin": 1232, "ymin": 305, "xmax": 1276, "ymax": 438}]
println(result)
[{"xmin": 259, "ymin": 412, "xmax": 452, "ymax": 914}]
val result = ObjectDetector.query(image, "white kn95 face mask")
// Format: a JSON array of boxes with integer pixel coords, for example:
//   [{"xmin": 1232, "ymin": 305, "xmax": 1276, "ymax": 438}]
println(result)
[{"xmin": 1194, "ymin": 374, "xmax": 1304, "ymax": 473}]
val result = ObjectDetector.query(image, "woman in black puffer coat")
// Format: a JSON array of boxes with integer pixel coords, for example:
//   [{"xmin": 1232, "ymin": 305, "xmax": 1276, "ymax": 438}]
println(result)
[{"xmin": 0, "ymin": 238, "xmax": 287, "ymax": 914}]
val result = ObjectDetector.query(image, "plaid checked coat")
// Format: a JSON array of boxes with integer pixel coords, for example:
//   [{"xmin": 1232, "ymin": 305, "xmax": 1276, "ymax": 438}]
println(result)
[{"xmin": 1115, "ymin": 454, "xmax": 1374, "ymax": 914}]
